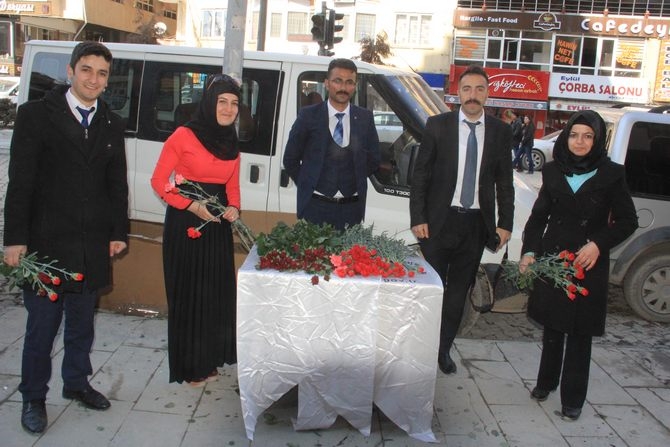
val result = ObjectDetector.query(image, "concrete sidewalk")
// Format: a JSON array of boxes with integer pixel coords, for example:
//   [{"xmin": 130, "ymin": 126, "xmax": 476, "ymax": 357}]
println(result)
[{"xmin": 0, "ymin": 296, "xmax": 669, "ymax": 447}]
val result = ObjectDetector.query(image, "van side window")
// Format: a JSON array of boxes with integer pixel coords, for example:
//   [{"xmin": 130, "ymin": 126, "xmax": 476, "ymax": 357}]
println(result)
[
  {"xmin": 298, "ymin": 72, "xmax": 326, "ymax": 110},
  {"xmin": 624, "ymin": 121, "xmax": 670, "ymax": 199},
  {"xmin": 141, "ymin": 62, "xmax": 281, "ymax": 157}
]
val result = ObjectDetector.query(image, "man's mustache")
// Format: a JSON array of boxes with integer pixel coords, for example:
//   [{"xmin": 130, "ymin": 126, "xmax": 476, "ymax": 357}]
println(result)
[{"xmin": 464, "ymin": 99, "xmax": 481, "ymax": 106}]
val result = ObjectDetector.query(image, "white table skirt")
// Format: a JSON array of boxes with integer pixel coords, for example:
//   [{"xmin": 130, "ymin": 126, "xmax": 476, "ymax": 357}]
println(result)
[{"xmin": 237, "ymin": 246, "xmax": 443, "ymax": 442}]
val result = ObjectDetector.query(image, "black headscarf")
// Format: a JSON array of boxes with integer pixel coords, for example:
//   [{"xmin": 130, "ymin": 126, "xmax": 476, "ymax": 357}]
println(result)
[
  {"xmin": 552, "ymin": 110, "xmax": 609, "ymax": 176},
  {"xmin": 185, "ymin": 74, "xmax": 241, "ymax": 160}
]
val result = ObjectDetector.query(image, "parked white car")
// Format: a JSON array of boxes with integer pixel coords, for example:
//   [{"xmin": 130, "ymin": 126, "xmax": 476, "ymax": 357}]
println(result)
[
  {"xmin": 0, "ymin": 76, "xmax": 20, "ymax": 104},
  {"xmin": 521, "ymin": 129, "xmax": 560, "ymax": 171}
]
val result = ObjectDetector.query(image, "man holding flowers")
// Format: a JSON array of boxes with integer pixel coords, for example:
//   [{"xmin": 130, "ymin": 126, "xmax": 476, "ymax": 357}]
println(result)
[
  {"xmin": 520, "ymin": 110, "xmax": 638, "ymax": 421},
  {"xmin": 3, "ymin": 42, "xmax": 129, "ymax": 434}
]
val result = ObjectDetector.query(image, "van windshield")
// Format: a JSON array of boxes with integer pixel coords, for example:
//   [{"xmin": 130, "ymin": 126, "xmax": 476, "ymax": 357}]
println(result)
[{"xmin": 367, "ymin": 74, "xmax": 448, "ymax": 140}]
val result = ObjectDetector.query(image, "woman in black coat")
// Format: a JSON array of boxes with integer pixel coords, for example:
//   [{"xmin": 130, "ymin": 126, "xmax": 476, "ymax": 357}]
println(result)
[{"xmin": 519, "ymin": 110, "xmax": 637, "ymax": 421}]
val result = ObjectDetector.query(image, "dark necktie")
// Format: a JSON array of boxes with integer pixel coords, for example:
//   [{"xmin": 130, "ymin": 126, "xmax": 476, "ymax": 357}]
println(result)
[
  {"xmin": 333, "ymin": 113, "xmax": 344, "ymax": 146},
  {"xmin": 460, "ymin": 120, "xmax": 480, "ymax": 209},
  {"xmin": 76, "ymin": 106, "xmax": 93, "ymax": 128}
]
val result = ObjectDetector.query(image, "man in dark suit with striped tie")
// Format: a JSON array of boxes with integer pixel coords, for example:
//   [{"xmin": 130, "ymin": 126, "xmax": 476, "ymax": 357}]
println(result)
[
  {"xmin": 283, "ymin": 58, "xmax": 380, "ymax": 230},
  {"xmin": 410, "ymin": 65, "xmax": 514, "ymax": 375}
]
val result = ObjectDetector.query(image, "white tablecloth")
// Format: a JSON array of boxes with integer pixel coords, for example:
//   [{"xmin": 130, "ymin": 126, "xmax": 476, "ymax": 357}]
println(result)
[{"xmin": 237, "ymin": 247, "xmax": 443, "ymax": 442}]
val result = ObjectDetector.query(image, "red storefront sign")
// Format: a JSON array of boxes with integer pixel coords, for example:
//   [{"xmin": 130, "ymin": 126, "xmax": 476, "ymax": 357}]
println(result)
[{"xmin": 448, "ymin": 65, "xmax": 550, "ymax": 101}]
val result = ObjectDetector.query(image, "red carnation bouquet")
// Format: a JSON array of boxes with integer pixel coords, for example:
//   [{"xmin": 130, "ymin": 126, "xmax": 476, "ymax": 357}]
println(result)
[
  {"xmin": 164, "ymin": 174, "xmax": 256, "ymax": 251},
  {"xmin": 0, "ymin": 251, "xmax": 84, "ymax": 302},
  {"xmin": 255, "ymin": 220, "xmax": 423, "ymax": 285},
  {"xmin": 503, "ymin": 249, "xmax": 588, "ymax": 300}
]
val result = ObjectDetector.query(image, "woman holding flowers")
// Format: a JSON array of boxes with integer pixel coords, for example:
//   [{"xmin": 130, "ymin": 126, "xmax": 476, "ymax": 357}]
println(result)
[
  {"xmin": 519, "ymin": 110, "xmax": 637, "ymax": 420},
  {"xmin": 151, "ymin": 74, "xmax": 241, "ymax": 386}
]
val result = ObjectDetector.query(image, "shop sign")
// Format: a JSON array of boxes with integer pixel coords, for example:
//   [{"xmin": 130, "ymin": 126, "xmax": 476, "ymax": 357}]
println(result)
[
  {"xmin": 0, "ymin": 2, "xmax": 34, "ymax": 13},
  {"xmin": 549, "ymin": 73, "xmax": 649, "ymax": 103},
  {"xmin": 448, "ymin": 65, "xmax": 549, "ymax": 101},
  {"xmin": 453, "ymin": 8, "xmax": 668, "ymax": 39},
  {"xmin": 654, "ymin": 39, "xmax": 670, "ymax": 102},
  {"xmin": 554, "ymin": 36, "xmax": 579, "ymax": 66},
  {"xmin": 549, "ymin": 100, "xmax": 614, "ymax": 111}
]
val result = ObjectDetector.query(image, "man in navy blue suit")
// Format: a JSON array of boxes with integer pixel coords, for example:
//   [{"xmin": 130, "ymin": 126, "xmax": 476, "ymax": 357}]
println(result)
[
  {"xmin": 283, "ymin": 58, "xmax": 380, "ymax": 230},
  {"xmin": 410, "ymin": 65, "xmax": 514, "ymax": 375}
]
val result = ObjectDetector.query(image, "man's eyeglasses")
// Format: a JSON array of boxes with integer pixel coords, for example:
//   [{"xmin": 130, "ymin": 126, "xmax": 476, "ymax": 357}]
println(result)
[
  {"xmin": 206, "ymin": 73, "xmax": 239, "ymax": 90},
  {"xmin": 328, "ymin": 78, "xmax": 356, "ymax": 87}
]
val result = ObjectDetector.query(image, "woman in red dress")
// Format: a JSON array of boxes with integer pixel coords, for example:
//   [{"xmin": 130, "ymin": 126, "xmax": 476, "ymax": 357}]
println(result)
[{"xmin": 151, "ymin": 74, "xmax": 241, "ymax": 386}]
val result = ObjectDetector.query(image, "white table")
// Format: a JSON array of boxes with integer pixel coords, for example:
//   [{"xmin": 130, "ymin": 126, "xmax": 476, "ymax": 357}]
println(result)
[{"xmin": 237, "ymin": 247, "xmax": 443, "ymax": 442}]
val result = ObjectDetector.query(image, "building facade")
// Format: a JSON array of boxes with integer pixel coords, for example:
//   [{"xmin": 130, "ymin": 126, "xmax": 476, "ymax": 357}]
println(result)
[
  {"xmin": 0, "ymin": 0, "xmax": 177, "ymax": 76},
  {"xmin": 2, "ymin": 1, "xmax": 669, "ymax": 136},
  {"xmin": 450, "ymin": 1, "xmax": 670, "ymax": 135}
]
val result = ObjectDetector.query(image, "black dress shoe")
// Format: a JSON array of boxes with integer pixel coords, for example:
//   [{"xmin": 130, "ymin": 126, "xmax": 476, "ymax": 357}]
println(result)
[
  {"xmin": 561, "ymin": 406, "xmax": 582, "ymax": 420},
  {"xmin": 530, "ymin": 387, "xmax": 551, "ymax": 402},
  {"xmin": 438, "ymin": 356, "xmax": 457, "ymax": 374},
  {"xmin": 62, "ymin": 386, "xmax": 111, "ymax": 410},
  {"xmin": 21, "ymin": 399, "xmax": 47, "ymax": 434}
]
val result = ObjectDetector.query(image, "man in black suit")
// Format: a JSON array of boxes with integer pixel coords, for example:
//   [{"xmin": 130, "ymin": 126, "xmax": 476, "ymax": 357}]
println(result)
[
  {"xmin": 283, "ymin": 58, "xmax": 380, "ymax": 230},
  {"xmin": 3, "ymin": 42, "xmax": 129, "ymax": 434},
  {"xmin": 410, "ymin": 65, "xmax": 514, "ymax": 374}
]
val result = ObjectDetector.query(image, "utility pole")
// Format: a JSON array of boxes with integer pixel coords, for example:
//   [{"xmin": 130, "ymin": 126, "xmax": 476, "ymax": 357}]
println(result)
[
  {"xmin": 223, "ymin": 0, "xmax": 247, "ymax": 81},
  {"xmin": 256, "ymin": 0, "xmax": 267, "ymax": 51}
]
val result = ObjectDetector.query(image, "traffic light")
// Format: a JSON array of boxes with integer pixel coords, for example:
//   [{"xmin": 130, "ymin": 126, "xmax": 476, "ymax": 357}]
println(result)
[
  {"xmin": 311, "ymin": 13, "xmax": 326, "ymax": 44},
  {"xmin": 325, "ymin": 10, "xmax": 344, "ymax": 48}
]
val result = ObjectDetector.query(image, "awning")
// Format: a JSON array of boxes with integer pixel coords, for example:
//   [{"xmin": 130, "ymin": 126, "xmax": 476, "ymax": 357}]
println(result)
[
  {"xmin": 419, "ymin": 72, "xmax": 446, "ymax": 90},
  {"xmin": 444, "ymin": 95, "xmax": 547, "ymax": 110}
]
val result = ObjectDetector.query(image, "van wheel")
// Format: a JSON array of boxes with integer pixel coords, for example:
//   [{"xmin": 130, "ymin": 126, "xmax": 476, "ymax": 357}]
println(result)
[
  {"xmin": 458, "ymin": 269, "xmax": 489, "ymax": 335},
  {"xmin": 623, "ymin": 253, "xmax": 670, "ymax": 323}
]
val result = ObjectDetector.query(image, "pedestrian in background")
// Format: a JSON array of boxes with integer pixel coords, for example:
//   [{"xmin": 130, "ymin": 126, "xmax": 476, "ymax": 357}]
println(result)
[
  {"xmin": 510, "ymin": 111, "xmax": 523, "ymax": 171},
  {"xmin": 519, "ymin": 110, "xmax": 637, "ymax": 421},
  {"xmin": 3, "ymin": 41, "xmax": 129, "ymax": 434},
  {"xmin": 151, "ymin": 74, "xmax": 240, "ymax": 387},
  {"xmin": 520, "ymin": 115, "xmax": 536, "ymax": 174},
  {"xmin": 410, "ymin": 65, "xmax": 514, "ymax": 375},
  {"xmin": 283, "ymin": 58, "xmax": 380, "ymax": 231}
]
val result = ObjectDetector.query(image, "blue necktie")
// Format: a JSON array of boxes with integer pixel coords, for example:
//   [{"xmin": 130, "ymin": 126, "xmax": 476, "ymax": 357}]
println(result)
[
  {"xmin": 460, "ymin": 120, "xmax": 480, "ymax": 209},
  {"xmin": 333, "ymin": 113, "xmax": 344, "ymax": 146},
  {"xmin": 76, "ymin": 106, "xmax": 93, "ymax": 128}
]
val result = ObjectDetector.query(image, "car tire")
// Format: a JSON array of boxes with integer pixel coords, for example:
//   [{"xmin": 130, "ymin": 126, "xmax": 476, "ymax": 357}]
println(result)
[
  {"xmin": 623, "ymin": 253, "xmax": 670, "ymax": 323},
  {"xmin": 522, "ymin": 149, "xmax": 546, "ymax": 171}
]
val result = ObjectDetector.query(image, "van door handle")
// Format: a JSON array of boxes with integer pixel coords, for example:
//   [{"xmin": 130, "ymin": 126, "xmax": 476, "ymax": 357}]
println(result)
[
  {"xmin": 250, "ymin": 165, "xmax": 260, "ymax": 183},
  {"xmin": 280, "ymin": 169, "xmax": 290, "ymax": 187}
]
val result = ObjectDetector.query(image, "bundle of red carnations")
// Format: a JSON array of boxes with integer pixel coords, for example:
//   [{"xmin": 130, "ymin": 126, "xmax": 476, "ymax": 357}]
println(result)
[
  {"xmin": 255, "ymin": 220, "xmax": 422, "ymax": 285},
  {"xmin": 0, "ymin": 251, "xmax": 84, "ymax": 301},
  {"xmin": 164, "ymin": 174, "xmax": 256, "ymax": 251},
  {"xmin": 503, "ymin": 249, "xmax": 588, "ymax": 300}
]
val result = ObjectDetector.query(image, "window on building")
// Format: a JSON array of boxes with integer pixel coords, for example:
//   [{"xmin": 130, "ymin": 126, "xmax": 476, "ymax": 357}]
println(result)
[
  {"xmin": 135, "ymin": 0, "xmax": 154, "ymax": 13},
  {"xmin": 163, "ymin": 9, "xmax": 177, "ymax": 20},
  {"xmin": 0, "ymin": 21, "xmax": 12, "ymax": 57},
  {"xmin": 287, "ymin": 12, "xmax": 308, "ymax": 35},
  {"xmin": 455, "ymin": 29, "xmax": 552, "ymax": 71},
  {"xmin": 552, "ymin": 35, "xmax": 644, "ymax": 77},
  {"xmin": 251, "ymin": 11, "xmax": 259, "ymax": 41},
  {"xmin": 394, "ymin": 14, "xmax": 431, "ymax": 46},
  {"xmin": 355, "ymin": 13, "xmax": 376, "ymax": 42},
  {"xmin": 270, "ymin": 13, "xmax": 282, "ymax": 38},
  {"xmin": 202, "ymin": 9, "xmax": 226, "ymax": 39}
]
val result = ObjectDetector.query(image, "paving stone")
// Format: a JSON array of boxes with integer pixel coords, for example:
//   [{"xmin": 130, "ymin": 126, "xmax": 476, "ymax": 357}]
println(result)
[
  {"xmin": 592, "ymin": 346, "xmax": 666, "ymax": 388},
  {"xmin": 489, "ymin": 403, "xmax": 568, "ymax": 446},
  {"xmin": 594, "ymin": 403, "xmax": 670, "ymax": 447},
  {"xmin": 108, "ymin": 410, "xmax": 189, "ymax": 447}
]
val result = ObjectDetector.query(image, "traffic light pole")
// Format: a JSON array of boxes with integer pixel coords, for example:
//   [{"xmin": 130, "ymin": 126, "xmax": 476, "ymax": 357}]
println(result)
[{"xmin": 311, "ymin": 2, "xmax": 344, "ymax": 57}]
